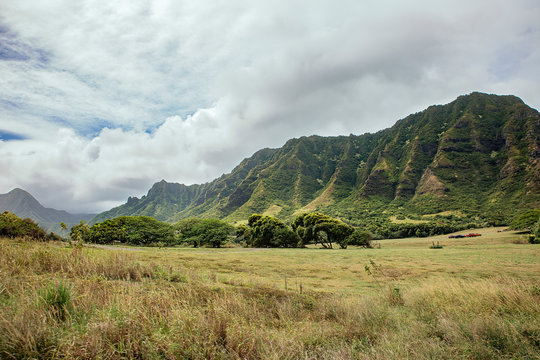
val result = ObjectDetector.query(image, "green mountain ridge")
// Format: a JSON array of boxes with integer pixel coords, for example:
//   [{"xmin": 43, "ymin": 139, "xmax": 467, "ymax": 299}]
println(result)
[
  {"xmin": 0, "ymin": 188, "xmax": 95, "ymax": 232},
  {"xmin": 92, "ymin": 92, "xmax": 540, "ymax": 225}
]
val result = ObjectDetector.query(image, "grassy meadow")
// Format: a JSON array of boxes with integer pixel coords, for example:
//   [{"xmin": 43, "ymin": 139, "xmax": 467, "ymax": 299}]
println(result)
[{"xmin": 1, "ymin": 227, "xmax": 539, "ymax": 359}]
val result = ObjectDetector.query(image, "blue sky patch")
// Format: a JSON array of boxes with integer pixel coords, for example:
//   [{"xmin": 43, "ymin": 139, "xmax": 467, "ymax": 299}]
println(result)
[
  {"xmin": 0, "ymin": 130, "xmax": 26, "ymax": 141},
  {"xmin": 0, "ymin": 23, "xmax": 49, "ymax": 63},
  {"xmin": 80, "ymin": 118, "xmax": 116, "ymax": 138}
]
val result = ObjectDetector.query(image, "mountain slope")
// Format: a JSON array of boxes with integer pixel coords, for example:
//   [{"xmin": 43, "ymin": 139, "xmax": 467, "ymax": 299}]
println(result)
[
  {"xmin": 92, "ymin": 147, "xmax": 279, "ymax": 223},
  {"xmin": 0, "ymin": 188, "xmax": 94, "ymax": 232},
  {"xmin": 93, "ymin": 92, "xmax": 540, "ymax": 224}
]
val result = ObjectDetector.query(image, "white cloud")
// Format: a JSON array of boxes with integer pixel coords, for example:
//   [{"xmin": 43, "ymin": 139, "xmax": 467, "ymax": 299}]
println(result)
[{"xmin": 0, "ymin": 0, "xmax": 539, "ymax": 212}]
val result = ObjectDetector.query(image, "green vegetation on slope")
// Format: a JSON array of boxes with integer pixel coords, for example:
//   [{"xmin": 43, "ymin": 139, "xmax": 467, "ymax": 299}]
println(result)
[
  {"xmin": 510, "ymin": 209, "xmax": 540, "ymax": 230},
  {"xmin": 92, "ymin": 92, "xmax": 540, "ymax": 226}
]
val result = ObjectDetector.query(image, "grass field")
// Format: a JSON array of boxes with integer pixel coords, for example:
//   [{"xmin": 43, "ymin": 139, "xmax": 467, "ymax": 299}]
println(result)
[{"xmin": 1, "ymin": 227, "xmax": 539, "ymax": 359}]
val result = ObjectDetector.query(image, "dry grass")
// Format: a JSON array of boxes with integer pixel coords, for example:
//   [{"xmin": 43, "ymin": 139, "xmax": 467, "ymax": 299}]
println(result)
[
  {"xmin": 0, "ymin": 229, "xmax": 539, "ymax": 359},
  {"xmin": 388, "ymin": 215, "xmax": 430, "ymax": 224},
  {"xmin": 422, "ymin": 210, "xmax": 466, "ymax": 218},
  {"xmin": 263, "ymin": 204, "xmax": 284, "ymax": 217}
]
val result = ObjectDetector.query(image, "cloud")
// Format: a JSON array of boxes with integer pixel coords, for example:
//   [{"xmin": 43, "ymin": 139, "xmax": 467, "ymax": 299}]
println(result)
[{"xmin": 0, "ymin": 0, "xmax": 539, "ymax": 212}]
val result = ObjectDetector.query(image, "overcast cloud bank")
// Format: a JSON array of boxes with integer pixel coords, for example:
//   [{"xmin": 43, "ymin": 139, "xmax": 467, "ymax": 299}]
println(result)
[{"xmin": 1, "ymin": 0, "xmax": 539, "ymax": 212}]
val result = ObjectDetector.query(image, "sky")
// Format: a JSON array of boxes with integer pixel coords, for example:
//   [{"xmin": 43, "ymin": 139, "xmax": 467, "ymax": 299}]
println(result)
[{"xmin": 1, "ymin": 0, "xmax": 539, "ymax": 213}]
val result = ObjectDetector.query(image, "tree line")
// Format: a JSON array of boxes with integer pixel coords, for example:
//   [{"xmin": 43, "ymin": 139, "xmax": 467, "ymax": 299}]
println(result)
[
  {"xmin": 5, "ymin": 208, "xmax": 536, "ymax": 248},
  {"xmin": 67, "ymin": 212, "xmax": 373, "ymax": 249}
]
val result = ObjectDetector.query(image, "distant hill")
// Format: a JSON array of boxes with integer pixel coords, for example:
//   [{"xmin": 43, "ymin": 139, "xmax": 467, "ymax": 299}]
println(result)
[
  {"xmin": 93, "ymin": 92, "xmax": 540, "ymax": 225},
  {"xmin": 0, "ymin": 188, "xmax": 95, "ymax": 232}
]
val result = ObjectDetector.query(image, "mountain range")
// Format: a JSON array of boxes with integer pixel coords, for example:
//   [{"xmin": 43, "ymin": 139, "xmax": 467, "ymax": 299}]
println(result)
[
  {"xmin": 0, "ymin": 188, "xmax": 95, "ymax": 232},
  {"xmin": 92, "ymin": 92, "xmax": 539, "ymax": 225}
]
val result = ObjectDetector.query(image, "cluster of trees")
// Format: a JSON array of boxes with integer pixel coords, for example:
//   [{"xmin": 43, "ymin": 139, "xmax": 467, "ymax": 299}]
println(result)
[
  {"xmin": 73, "ymin": 216, "xmax": 176, "ymax": 246},
  {"xmin": 0, "ymin": 211, "xmax": 64, "ymax": 241},
  {"xmin": 5, "ymin": 204, "xmax": 496, "ymax": 247},
  {"xmin": 71, "ymin": 216, "xmax": 235, "ymax": 248},
  {"xmin": 241, "ymin": 214, "xmax": 299, "ymax": 248},
  {"xmin": 0, "ymin": 211, "xmax": 47, "ymax": 239},
  {"xmin": 2, "ymin": 208, "xmax": 476, "ymax": 248},
  {"xmin": 239, "ymin": 212, "xmax": 373, "ymax": 249},
  {"xmin": 68, "ymin": 212, "xmax": 373, "ymax": 249}
]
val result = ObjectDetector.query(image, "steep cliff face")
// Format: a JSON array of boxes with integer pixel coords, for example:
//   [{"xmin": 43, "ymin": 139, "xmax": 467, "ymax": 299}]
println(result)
[{"xmin": 93, "ymin": 92, "xmax": 540, "ymax": 223}]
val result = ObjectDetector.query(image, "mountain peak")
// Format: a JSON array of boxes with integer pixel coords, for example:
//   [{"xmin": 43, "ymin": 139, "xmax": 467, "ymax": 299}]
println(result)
[
  {"xmin": 0, "ymin": 188, "xmax": 94, "ymax": 231},
  {"xmin": 5, "ymin": 187, "xmax": 42, "ymax": 208},
  {"xmin": 8, "ymin": 187, "xmax": 33, "ymax": 196}
]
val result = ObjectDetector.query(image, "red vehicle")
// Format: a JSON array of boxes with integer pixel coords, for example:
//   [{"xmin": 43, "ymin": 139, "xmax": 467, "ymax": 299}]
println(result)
[{"xmin": 465, "ymin": 233, "xmax": 481, "ymax": 237}]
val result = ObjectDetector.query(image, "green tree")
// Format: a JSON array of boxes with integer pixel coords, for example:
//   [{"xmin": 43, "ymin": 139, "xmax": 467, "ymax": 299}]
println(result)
[
  {"xmin": 235, "ymin": 224, "xmax": 250, "ymax": 244},
  {"xmin": 247, "ymin": 214, "xmax": 298, "ymax": 248},
  {"xmin": 86, "ymin": 219, "xmax": 127, "ymax": 244},
  {"xmin": 174, "ymin": 218, "xmax": 233, "ymax": 247},
  {"xmin": 191, "ymin": 219, "xmax": 233, "ymax": 248},
  {"xmin": 70, "ymin": 220, "xmax": 90, "ymax": 243},
  {"xmin": 86, "ymin": 216, "xmax": 175, "ymax": 246},
  {"xmin": 292, "ymin": 212, "xmax": 354, "ymax": 249}
]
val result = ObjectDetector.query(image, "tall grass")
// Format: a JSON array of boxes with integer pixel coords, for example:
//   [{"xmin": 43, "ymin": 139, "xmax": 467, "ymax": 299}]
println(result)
[{"xmin": 0, "ymin": 238, "xmax": 538, "ymax": 359}]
